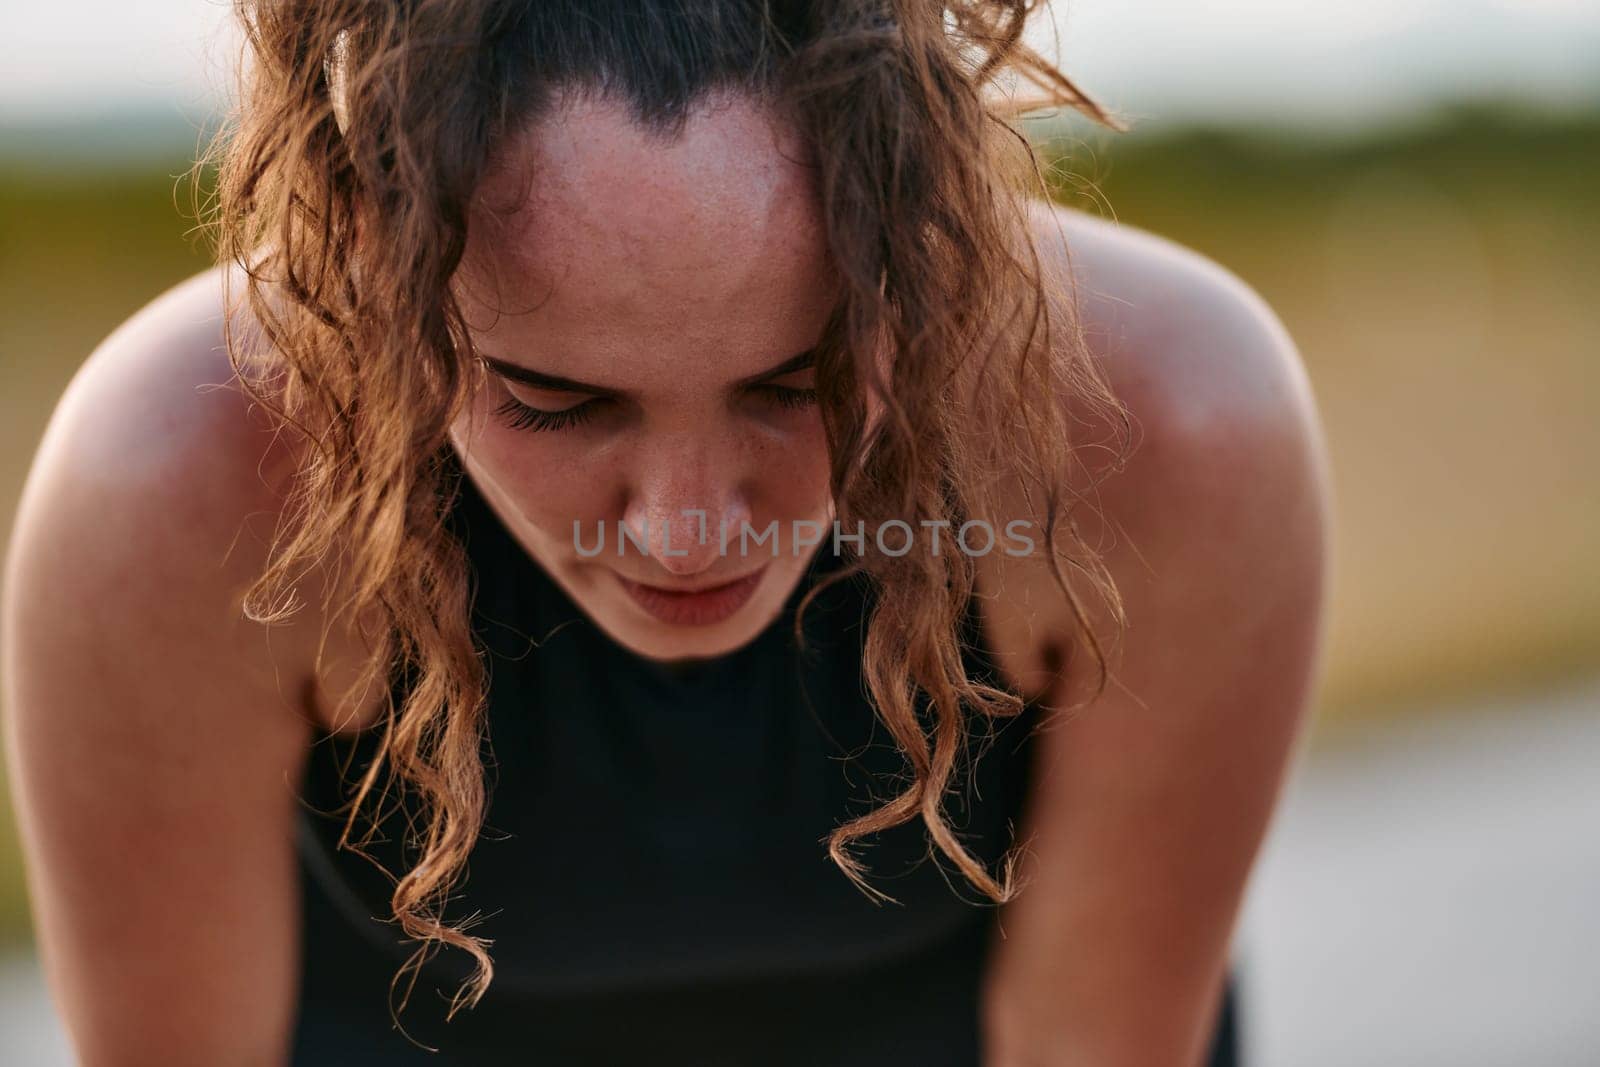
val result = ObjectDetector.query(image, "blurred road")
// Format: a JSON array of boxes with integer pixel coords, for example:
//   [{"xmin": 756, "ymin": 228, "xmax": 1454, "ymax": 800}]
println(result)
[
  {"xmin": 1237, "ymin": 675, "xmax": 1600, "ymax": 1066},
  {"xmin": 4, "ymin": 675, "xmax": 1598, "ymax": 1064}
]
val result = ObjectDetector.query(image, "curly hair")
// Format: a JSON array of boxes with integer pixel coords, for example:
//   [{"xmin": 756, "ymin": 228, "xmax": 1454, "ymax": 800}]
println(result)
[{"xmin": 200, "ymin": 0, "xmax": 1132, "ymax": 1019}]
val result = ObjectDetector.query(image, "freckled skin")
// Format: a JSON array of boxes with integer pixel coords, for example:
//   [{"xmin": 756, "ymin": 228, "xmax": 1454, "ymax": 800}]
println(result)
[
  {"xmin": 3, "ymin": 74, "xmax": 1325, "ymax": 1061},
  {"xmin": 448, "ymin": 90, "xmax": 851, "ymax": 664}
]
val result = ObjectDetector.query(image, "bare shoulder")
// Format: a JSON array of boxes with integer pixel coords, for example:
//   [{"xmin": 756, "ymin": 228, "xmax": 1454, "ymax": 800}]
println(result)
[
  {"xmin": 1026, "ymin": 199, "xmax": 1315, "ymax": 437},
  {"xmin": 8, "ymin": 264, "xmax": 285, "ymax": 618},
  {"xmin": 3, "ymin": 264, "xmax": 372, "ymax": 731},
  {"xmin": 0, "ymin": 266, "xmax": 328, "ymax": 1062},
  {"xmin": 974, "ymin": 204, "xmax": 1333, "ymax": 1062},
  {"xmin": 29, "ymin": 264, "xmax": 293, "ymax": 517},
  {"xmin": 976, "ymin": 199, "xmax": 1333, "ymax": 697}
]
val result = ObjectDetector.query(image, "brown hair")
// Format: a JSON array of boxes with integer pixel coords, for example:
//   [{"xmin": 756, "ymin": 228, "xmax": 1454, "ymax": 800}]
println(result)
[{"xmin": 202, "ymin": 0, "xmax": 1130, "ymax": 1019}]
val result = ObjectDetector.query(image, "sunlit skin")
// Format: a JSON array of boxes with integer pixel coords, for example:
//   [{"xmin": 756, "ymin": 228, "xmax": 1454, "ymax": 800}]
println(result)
[
  {"xmin": 3, "ymin": 83, "xmax": 1327, "ymax": 1067},
  {"xmin": 448, "ymin": 90, "xmax": 869, "ymax": 664}
]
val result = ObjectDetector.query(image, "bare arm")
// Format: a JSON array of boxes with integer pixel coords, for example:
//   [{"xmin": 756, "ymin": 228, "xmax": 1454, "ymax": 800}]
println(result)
[
  {"xmin": 979, "ymin": 210, "xmax": 1334, "ymax": 1065},
  {"xmin": 2, "ymin": 273, "xmax": 322, "ymax": 1066}
]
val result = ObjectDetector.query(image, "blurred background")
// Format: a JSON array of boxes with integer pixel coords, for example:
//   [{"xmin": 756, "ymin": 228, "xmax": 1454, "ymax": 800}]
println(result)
[{"xmin": 2, "ymin": 1, "xmax": 1596, "ymax": 1063}]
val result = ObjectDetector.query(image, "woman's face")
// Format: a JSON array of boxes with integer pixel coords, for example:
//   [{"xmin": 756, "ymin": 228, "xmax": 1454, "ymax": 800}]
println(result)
[{"xmin": 449, "ymin": 90, "xmax": 844, "ymax": 664}]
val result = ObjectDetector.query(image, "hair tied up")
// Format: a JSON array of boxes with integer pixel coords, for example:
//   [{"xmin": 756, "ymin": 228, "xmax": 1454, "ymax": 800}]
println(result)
[{"xmin": 324, "ymin": 27, "xmax": 353, "ymax": 137}]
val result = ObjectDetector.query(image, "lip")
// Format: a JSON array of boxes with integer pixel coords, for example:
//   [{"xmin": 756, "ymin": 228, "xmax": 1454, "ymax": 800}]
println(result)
[{"xmin": 617, "ymin": 566, "xmax": 768, "ymax": 627}]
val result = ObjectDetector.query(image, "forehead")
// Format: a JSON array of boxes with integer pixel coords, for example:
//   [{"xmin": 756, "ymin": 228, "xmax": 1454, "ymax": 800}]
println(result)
[{"xmin": 458, "ymin": 89, "xmax": 836, "ymax": 376}]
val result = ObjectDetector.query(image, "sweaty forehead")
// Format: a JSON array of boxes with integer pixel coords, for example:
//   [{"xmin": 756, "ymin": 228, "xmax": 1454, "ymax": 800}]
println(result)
[{"xmin": 460, "ymin": 89, "xmax": 834, "ymax": 342}]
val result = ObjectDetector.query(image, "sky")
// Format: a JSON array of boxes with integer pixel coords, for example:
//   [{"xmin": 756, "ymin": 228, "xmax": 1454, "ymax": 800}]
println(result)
[{"xmin": 1, "ymin": 0, "xmax": 1596, "ymax": 127}]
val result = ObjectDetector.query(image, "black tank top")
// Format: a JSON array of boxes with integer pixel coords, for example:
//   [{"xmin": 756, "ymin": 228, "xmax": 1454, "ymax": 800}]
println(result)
[{"xmin": 288, "ymin": 454, "xmax": 1241, "ymax": 1064}]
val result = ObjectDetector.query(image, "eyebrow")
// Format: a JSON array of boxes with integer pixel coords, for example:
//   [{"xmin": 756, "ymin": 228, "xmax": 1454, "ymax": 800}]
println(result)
[{"xmin": 478, "ymin": 348, "xmax": 818, "ymax": 397}]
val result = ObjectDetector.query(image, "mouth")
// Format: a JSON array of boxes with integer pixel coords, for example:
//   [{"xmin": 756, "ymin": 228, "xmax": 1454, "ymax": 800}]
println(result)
[
  {"xmin": 629, "ymin": 572, "xmax": 759, "ymax": 594},
  {"xmin": 616, "ymin": 566, "xmax": 768, "ymax": 627}
]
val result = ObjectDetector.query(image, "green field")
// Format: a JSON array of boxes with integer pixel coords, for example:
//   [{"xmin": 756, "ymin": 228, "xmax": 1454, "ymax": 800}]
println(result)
[
  {"xmin": 1049, "ymin": 105, "xmax": 1600, "ymax": 727},
  {"xmin": 2, "ymin": 105, "xmax": 1596, "ymax": 944}
]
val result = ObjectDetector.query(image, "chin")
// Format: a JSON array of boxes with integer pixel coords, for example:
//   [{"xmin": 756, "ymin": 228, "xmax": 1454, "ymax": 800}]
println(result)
[{"xmin": 611, "ymin": 618, "xmax": 769, "ymax": 665}]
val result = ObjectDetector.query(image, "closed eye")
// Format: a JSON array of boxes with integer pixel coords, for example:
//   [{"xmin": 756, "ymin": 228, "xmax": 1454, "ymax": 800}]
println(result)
[
  {"xmin": 491, "ymin": 394, "xmax": 602, "ymax": 433},
  {"xmin": 488, "ymin": 382, "xmax": 818, "ymax": 435},
  {"xmin": 758, "ymin": 384, "xmax": 818, "ymax": 411}
]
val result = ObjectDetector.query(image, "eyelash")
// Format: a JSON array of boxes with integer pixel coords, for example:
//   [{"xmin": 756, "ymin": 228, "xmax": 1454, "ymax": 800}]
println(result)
[
  {"xmin": 491, "ymin": 385, "xmax": 819, "ymax": 434},
  {"xmin": 492, "ymin": 396, "xmax": 596, "ymax": 433}
]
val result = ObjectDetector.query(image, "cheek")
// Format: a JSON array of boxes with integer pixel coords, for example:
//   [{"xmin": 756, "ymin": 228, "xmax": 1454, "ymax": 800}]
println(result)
[
  {"xmin": 756, "ymin": 418, "xmax": 833, "ymax": 515},
  {"xmin": 450, "ymin": 393, "xmax": 618, "ymax": 531}
]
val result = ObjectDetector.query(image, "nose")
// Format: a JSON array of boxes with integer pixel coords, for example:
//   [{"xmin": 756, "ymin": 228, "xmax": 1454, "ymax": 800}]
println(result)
[{"xmin": 621, "ymin": 434, "xmax": 753, "ymax": 578}]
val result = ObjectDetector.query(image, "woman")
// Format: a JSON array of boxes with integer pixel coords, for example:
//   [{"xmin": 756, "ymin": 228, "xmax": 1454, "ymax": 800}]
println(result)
[{"xmin": 2, "ymin": 1, "xmax": 1330, "ymax": 1064}]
